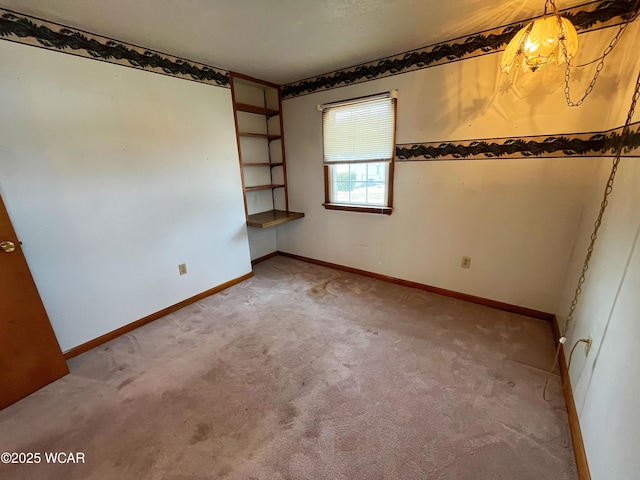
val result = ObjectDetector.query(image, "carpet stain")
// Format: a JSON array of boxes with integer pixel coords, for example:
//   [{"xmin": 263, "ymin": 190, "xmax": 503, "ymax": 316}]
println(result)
[
  {"xmin": 117, "ymin": 377, "xmax": 136, "ymax": 390},
  {"xmin": 308, "ymin": 280, "xmax": 332, "ymax": 299},
  {"xmin": 338, "ymin": 433, "xmax": 359, "ymax": 451},
  {"xmin": 190, "ymin": 423, "xmax": 212, "ymax": 444},
  {"xmin": 202, "ymin": 361, "xmax": 226, "ymax": 383},
  {"xmin": 279, "ymin": 403, "xmax": 298, "ymax": 428},
  {"xmin": 304, "ymin": 421, "xmax": 321, "ymax": 439}
]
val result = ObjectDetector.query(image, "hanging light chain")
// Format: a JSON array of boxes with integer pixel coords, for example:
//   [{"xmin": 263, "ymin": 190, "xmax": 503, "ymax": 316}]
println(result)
[
  {"xmin": 563, "ymin": 21, "xmax": 630, "ymax": 107},
  {"xmin": 562, "ymin": 70, "xmax": 640, "ymax": 337},
  {"xmin": 562, "ymin": 1, "xmax": 640, "ymax": 107}
]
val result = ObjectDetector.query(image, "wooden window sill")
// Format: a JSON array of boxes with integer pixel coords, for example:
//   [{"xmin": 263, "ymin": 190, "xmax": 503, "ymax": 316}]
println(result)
[{"xmin": 322, "ymin": 203, "xmax": 392, "ymax": 215}]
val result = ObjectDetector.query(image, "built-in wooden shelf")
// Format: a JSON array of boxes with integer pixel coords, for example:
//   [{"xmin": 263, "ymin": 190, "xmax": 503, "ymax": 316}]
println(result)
[
  {"xmin": 244, "ymin": 184, "xmax": 285, "ymax": 192},
  {"xmin": 247, "ymin": 209, "xmax": 305, "ymax": 228},
  {"xmin": 235, "ymin": 102, "xmax": 279, "ymax": 117},
  {"xmin": 231, "ymin": 72, "xmax": 305, "ymax": 235},
  {"xmin": 242, "ymin": 162, "xmax": 284, "ymax": 167},
  {"xmin": 239, "ymin": 132, "xmax": 281, "ymax": 140}
]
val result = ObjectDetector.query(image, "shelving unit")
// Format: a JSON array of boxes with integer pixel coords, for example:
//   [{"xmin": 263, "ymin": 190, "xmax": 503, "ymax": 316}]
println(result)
[
  {"xmin": 230, "ymin": 72, "xmax": 304, "ymax": 229},
  {"xmin": 246, "ymin": 210, "xmax": 305, "ymax": 229},
  {"xmin": 238, "ymin": 132, "xmax": 281, "ymax": 140},
  {"xmin": 244, "ymin": 184, "xmax": 285, "ymax": 192},
  {"xmin": 242, "ymin": 162, "xmax": 284, "ymax": 167},
  {"xmin": 235, "ymin": 103, "xmax": 279, "ymax": 117}
]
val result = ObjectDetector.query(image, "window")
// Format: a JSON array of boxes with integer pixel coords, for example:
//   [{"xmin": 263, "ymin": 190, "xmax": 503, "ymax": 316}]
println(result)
[{"xmin": 321, "ymin": 91, "xmax": 397, "ymax": 214}]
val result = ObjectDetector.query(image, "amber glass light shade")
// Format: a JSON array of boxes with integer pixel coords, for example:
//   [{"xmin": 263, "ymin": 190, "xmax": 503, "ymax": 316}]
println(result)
[{"xmin": 501, "ymin": 15, "xmax": 578, "ymax": 73}]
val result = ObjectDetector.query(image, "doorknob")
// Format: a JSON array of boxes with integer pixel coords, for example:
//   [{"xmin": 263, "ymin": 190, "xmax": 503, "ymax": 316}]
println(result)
[{"xmin": 1, "ymin": 240, "xmax": 16, "ymax": 253}]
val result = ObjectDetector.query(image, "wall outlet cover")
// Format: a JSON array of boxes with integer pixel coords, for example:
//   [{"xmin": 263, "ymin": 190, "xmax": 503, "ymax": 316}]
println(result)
[{"xmin": 585, "ymin": 335, "xmax": 593, "ymax": 356}]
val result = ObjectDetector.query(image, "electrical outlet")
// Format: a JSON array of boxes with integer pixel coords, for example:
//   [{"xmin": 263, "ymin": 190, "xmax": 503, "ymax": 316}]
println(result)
[
  {"xmin": 178, "ymin": 263, "xmax": 187, "ymax": 275},
  {"xmin": 584, "ymin": 335, "xmax": 593, "ymax": 356},
  {"xmin": 461, "ymin": 256, "xmax": 471, "ymax": 268}
]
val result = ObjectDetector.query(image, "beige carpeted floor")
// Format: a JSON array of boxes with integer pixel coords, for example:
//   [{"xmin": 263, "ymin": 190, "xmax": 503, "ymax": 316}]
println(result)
[{"xmin": 0, "ymin": 256, "xmax": 577, "ymax": 479}]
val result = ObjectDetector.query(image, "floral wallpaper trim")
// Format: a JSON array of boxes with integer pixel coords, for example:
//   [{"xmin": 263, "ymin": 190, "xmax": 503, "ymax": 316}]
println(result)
[
  {"xmin": 0, "ymin": 9, "xmax": 230, "ymax": 88},
  {"xmin": 395, "ymin": 121, "xmax": 640, "ymax": 162},
  {"xmin": 283, "ymin": 0, "xmax": 639, "ymax": 98}
]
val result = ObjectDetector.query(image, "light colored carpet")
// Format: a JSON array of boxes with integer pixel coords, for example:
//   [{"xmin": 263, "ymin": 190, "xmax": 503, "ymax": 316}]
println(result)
[{"xmin": 0, "ymin": 256, "xmax": 577, "ymax": 479}]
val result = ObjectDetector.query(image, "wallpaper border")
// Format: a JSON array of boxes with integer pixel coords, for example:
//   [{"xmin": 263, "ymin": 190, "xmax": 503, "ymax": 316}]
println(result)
[
  {"xmin": 283, "ymin": 0, "xmax": 640, "ymax": 98},
  {"xmin": 395, "ymin": 121, "xmax": 640, "ymax": 162},
  {"xmin": 0, "ymin": 9, "xmax": 230, "ymax": 88}
]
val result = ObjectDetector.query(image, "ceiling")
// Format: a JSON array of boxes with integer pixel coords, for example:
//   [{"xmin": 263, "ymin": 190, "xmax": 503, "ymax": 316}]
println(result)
[{"xmin": 0, "ymin": 0, "xmax": 588, "ymax": 84}]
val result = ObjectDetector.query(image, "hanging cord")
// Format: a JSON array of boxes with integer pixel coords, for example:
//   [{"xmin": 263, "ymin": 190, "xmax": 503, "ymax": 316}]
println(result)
[
  {"xmin": 542, "ymin": 336, "xmax": 565, "ymax": 400},
  {"xmin": 542, "ymin": 69, "xmax": 640, "ymax": 400},
  {"xmin": 562, "ymin": 0, "xmax": 640, "ymax": 107},
  {"xmin": 543, "ymin": 338, "xmax": 590, "ymax": 400}
]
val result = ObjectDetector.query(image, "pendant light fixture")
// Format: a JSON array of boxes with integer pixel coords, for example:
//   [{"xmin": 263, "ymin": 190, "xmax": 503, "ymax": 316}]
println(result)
[{"xmin": 500, "ymin": 0, "xmax": 578, "ymax": 73}]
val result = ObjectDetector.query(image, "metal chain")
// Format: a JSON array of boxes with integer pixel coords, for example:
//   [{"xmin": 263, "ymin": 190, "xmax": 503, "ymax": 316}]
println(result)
[
  {"xmin": 562, "ymin": 70, "xmax": 640, "ymax": 337},
  {"xmin": 562, "ymin": 1, "xmax": 640, "ymax": 107},
  {"xmin": 544, "ymin": 0, "xmax": 558, "ymax": 15}
]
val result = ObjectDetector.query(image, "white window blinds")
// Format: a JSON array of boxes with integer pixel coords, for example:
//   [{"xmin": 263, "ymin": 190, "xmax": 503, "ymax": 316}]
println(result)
[{"xmin": 322, "ymin": 92, "xmax": 396, "ymax": 165}]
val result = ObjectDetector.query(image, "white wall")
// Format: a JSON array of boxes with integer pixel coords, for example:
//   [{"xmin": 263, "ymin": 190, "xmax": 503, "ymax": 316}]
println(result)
[
  {"xmin": 0, "ymin": 40, "xmax": 251, "ymax": 351},
  {"xmin": 555, "ymin": 22, "xmax": 640, "ymax": 480},
  {"xmin": 278, "ymin": 24, "xmax": 639, "ymax": 314},
  {"xmin": 556, "ymin": 159, "xmax": 640, "ymax": 480},
  {"xmin": 247, "ymin": 228, "xmax": 277, "ymax": 261}
]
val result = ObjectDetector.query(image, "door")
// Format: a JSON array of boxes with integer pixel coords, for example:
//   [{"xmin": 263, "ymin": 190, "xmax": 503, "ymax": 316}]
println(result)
[{"xmin": 0, "ymin": 194, "xmax": 69, "ymax": 410}]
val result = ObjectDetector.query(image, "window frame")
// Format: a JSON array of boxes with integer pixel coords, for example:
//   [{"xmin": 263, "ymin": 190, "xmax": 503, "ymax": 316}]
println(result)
[{"xmin": 321, "ymin": 91, "xmax": 397, "ymax": 215}]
